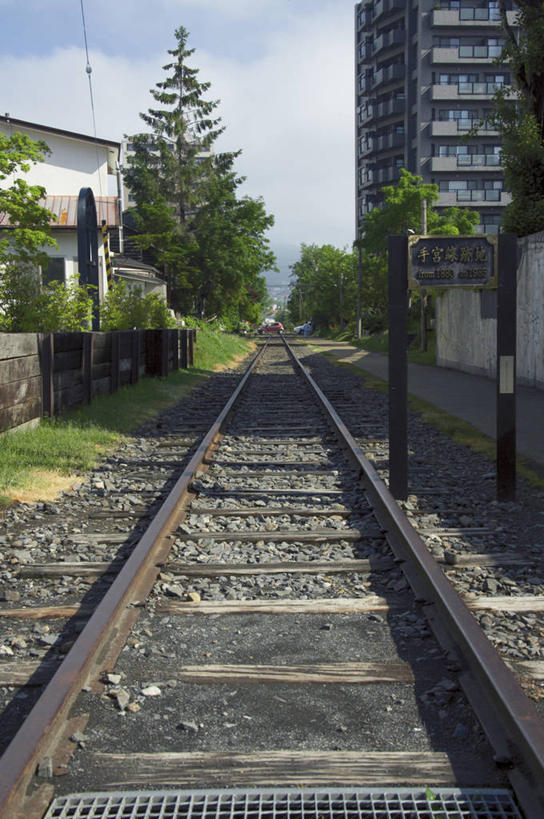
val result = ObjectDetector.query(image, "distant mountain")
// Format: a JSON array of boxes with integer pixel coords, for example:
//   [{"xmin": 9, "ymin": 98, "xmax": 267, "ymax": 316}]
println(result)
[{"xmin": 263, "ymin": 241, "xmax": 300, "ymax": 303}]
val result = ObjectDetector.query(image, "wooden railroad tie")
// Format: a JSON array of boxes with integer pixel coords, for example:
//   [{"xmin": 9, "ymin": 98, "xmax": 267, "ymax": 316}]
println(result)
[
  {"xmin": 4, "ymin": 593, "xmax": 544, "ymax": 621},
  {"xmin": 15, "ymin": 551, "xmax": 537, "ymax": 579},
  {"xmin": 87, "ymin": 750, "xmax": 485, "ymax": 788}
]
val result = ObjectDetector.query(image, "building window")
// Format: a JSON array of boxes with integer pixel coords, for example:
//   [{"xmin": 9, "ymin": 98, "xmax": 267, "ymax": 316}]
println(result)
[
  {"xmin": 42, "ymin": 257, "xmax": 65, "ymax": 286},
  {"xmin": 437, "ymin": 144, "xmax": 469, "ymax": 156},
  {"xmin": 437, "ymin": 37, "xmax": 460, "ymax": 48},
  {"xmin": 438, "ymin": 109, "xmax": 474, "ymax": 121},
  {"xmin": 437, "ymin": 72, "xmax": 478, "ymax": 85}
]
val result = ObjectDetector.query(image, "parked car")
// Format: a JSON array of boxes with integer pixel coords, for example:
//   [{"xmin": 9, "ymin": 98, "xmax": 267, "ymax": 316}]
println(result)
[
  {"xmin": 294, "ymin": 321, "xmax": 312, "ymax": 336},
  {"xmin": 257, "ymin": 321, "xmax": 284, "ymax": 334}
]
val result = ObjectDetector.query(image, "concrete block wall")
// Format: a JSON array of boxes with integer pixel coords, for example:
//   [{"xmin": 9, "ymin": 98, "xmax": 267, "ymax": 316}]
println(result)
[{"xmin": 435, "ymin": 230, "xmax": 544, "ymax": 389}]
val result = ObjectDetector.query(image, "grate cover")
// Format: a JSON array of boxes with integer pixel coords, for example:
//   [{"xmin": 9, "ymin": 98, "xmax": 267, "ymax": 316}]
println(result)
[{"xmin": 44, "ymin": 788, "xmax": 522, "ymax": 819}]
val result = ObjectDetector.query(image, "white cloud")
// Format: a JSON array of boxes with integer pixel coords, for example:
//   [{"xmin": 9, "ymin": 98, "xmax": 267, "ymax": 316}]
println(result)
[
  {"xmin": 0, "ymin": 3, "xmax": 355, "ymax": 254},
  {"xmin": 201, "ymin": 9, "xmax": 355, "ymax": 248},
  {"xmin": 164, "ymin": 0, "xmax": 289, "ymax": 19}
]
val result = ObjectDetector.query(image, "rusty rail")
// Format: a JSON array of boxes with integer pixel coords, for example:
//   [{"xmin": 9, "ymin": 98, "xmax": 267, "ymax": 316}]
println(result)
[
  {"xmin": 285, "ymin": 335, "xmax": 544, "ymax": 818},
  {"xmin": 0, "ymin": 341, "xmax": 268, "ymax": 819}
]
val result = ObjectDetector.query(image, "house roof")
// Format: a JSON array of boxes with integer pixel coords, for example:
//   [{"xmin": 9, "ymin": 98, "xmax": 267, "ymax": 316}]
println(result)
[
  {"xmin": 112, "ymin": 256, "xmax": 166, "ymax": 286},
  {"xmin": 0, "ymin": 115, "xmax": 120, "ymax": 150},
  {"xmin": 44, "ymin": 195, "xmax": 120, "ymax": 228},
  {"xmin": 0, "ymin": 116, "xmax": 120, "ymax": 175},
  {"xmin": 0, "ymin": 196, "xmax": 120, "ymax": 229}
]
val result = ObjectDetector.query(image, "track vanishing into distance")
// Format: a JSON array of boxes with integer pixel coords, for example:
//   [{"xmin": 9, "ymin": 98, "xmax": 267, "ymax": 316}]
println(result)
[{"xmin": 0, "ymin": 337, "xmax": 544, "ymax": 819}]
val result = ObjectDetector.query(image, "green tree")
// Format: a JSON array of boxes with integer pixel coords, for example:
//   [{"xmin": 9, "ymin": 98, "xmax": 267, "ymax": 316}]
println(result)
[
  {"xmin": 481, "ymin": 1, "xmax": 544, "ymax": 234},
  {"xmin": 123, "ymin": 26, "xmax": 237, "ymax": 310},
  {"xmin": 190, "ymin": 165, "xmax": 275, "ymax": 321},
  {"xmin": 0, "ymin": 268, "xmax": 93, "ymax": 332},
  {"xmin": 0, "ymin": 131, "xmax": 56, "ymax": 273},
  {"xmin": 124, "ymin": 26, "xmax": 275, "ymax": 323},
  {"xmin": 100, "ymin": 281, "xmax": 176, "ymax": 330},
  {"xmin": 360, "ymin": 169, "xmax": 479, "ymax": 256},
  {"xmin": 356, "ymin": 169, "xmax": 479, "ymax": 331},
  {"xmin": 288, "ymin": 244, "xmax": 357, "ymax": 333}
]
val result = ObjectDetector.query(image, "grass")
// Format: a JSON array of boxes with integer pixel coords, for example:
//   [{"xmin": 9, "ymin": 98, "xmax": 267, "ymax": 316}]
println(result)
[
  {"xmin": 0, "ymin": 329, "xmax": 255, "ymax": 508},
  {"xmin": 318, "ymin": 353, "xmax": 544, "ymax": 491},
  {"xmin": 351, "ymin": 329, "xmax": 438, "ymax": 367}
]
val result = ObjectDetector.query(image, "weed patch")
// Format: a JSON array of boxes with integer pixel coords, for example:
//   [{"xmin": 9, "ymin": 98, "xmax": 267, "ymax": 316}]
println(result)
[{"xmin": 0, "ymin": 330, "xmax": 254, "ymax": 507}]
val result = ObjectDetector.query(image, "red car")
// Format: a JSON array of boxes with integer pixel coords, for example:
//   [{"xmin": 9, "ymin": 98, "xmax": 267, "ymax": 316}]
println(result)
[{"xmin": 257, "ymin": 322, "xmax": 284, "ymax": 334}]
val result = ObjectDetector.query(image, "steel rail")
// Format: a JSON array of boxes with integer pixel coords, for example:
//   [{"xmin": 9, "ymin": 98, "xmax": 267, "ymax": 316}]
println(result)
[
  {"xmin": 285, "ymin": 336, "xmax": 544, "ymax": 818},
  {"xmin": 0, "ymin": 340, "xmax": 269, "ymax": 819}
]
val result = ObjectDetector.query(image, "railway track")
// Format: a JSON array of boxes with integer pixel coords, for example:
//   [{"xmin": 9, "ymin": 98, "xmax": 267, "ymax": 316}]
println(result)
[{"xmin": 0, "ymin": 337, "xmax": 543, "ymax": 818}]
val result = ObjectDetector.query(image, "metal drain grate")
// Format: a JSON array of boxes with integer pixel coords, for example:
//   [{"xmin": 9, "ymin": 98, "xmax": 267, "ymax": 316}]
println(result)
[{"xmin": 44, "ymin": 788, "xmax": 522, "ymax": 819}]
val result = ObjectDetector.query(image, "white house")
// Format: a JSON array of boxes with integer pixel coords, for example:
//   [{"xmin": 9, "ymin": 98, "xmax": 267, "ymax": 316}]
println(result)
[{"xmin": 0, "ymin": 115, "xmax": 166, "ymax": 301}]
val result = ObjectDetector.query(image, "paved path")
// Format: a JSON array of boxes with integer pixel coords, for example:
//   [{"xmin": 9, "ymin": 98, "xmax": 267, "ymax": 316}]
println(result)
[{"xmin": 309, "ymin": 340, "xmax": 544, "ymax": 470}]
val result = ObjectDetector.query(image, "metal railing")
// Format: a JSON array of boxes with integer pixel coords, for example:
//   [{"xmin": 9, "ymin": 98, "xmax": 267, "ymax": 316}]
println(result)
[
  {"xmin": 457, "ymin": 188, "xmax": 501, "ymax": 201},
  {"xmin": 459, "ymin": 44, "xmax": 503, "ymax": 58},
  {"xmin": 457, "ymin": 153, "xmax": 501, "ymax": 166},
  {"xmin": 460, "ymin": 7, "xmax": 502, "ymax": 21},
  {"xmin": 457, "ymin": 81, "xmax": 504, "ymax": 94}
]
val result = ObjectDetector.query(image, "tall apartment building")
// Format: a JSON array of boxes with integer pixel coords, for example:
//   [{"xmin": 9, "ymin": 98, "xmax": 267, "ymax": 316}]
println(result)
[{"xmin": 355, "ymin": 0, "xmax": 518, "ymax": 236}]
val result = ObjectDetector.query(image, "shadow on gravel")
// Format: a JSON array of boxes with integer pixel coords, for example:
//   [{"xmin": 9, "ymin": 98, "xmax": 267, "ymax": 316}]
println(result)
[{"xmin": 296, "ymin": 347, "xmax": 507, "ymax": 786}]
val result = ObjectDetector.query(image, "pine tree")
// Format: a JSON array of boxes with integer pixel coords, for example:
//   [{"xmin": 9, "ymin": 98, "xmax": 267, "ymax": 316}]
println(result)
[
  {"xmin": 123, "ymin": 26, "xmax": 275, "ymax": 320},
  {"xmin": 489, "ymin": 1, "xmax": 544, "ymax": 234},
  {"xmin": 123, "ymin": 26, "xmax": 240, "ymax": 310}
]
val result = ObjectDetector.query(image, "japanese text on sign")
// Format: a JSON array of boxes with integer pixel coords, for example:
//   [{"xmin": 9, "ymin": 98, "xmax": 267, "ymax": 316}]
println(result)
[{"xmin": 407, "ymin": 235, "xmax": 497, "ymax": 289}]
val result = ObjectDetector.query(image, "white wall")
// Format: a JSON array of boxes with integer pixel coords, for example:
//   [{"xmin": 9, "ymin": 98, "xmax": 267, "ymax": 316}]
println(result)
[
  {"xmin": 0, "ymin": 123, "xmax": 113, "ymax": 196},
  {"xmin": 435, "ymin": 231, "xmax": 544, "ymax": 389},
  {"xmin": 42, "ymin": 231, "xmax": 108, "ymax": 301}
]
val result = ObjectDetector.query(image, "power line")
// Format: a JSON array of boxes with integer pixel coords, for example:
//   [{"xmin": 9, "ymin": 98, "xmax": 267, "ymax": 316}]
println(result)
[{"xmin": 80, "ymin": 0, "xmax": 103, "ymax": 198}]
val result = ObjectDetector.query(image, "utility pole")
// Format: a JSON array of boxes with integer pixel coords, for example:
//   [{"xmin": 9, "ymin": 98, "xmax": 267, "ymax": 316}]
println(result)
[
  {"xmin": 356, "ymin": 242, "xmax": 362, "ymax": 338},
  {"xmin": 339, "ymin": 267, "xmax": 344, "ymax": 330},
  {"xmin": 420, "ymin": 198, "xmax": 428, "ymax": 352}
]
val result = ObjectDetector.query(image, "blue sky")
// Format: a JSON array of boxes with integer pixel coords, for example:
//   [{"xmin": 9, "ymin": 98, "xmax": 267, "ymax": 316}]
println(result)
[{"xmin": 1, "ymin": 0, "xmax": 355, "ymax": 285}]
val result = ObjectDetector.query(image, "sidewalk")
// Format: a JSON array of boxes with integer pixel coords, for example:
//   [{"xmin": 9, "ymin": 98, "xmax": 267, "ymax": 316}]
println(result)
[{"xmin": 309, "ymin": 339, "xmax": 544, "ymax": 471}]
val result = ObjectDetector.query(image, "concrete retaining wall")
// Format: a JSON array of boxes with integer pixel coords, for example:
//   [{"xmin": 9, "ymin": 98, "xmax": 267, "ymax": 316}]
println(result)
[
  {"xmin": 0, "ymin": 328, "xmax": 196, "ymax": 433},
  {"xmin": 435, "ymin": 231, "xmax": 544, "ymax": 389}
]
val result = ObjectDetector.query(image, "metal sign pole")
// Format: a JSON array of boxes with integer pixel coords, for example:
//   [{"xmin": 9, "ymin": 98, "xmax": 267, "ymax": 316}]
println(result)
[
  {"xmin": 497, "ymin": 234, "xmax": 517, "ymax": 501},
  {"xmin": 388, "ymin": 235, "xmax": 408, "ymax": 500}
]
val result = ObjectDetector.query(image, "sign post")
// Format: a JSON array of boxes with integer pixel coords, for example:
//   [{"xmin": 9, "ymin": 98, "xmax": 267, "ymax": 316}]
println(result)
[
  {"xmin": 388, "ymin": 235, "xmax": 408, "ymax": 500},
  {"xmin": 497, "ymin": 234, "xmax": 517, "ymax": 501},
  {"xmin": 388, "ymin": 233, "xmax": 516, "ymax": 502}
]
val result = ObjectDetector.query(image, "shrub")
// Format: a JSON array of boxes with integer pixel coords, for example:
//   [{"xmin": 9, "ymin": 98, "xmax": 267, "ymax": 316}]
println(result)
[
  {"xmin": 100, "ymin": 281, "xmax": 176, "ymax": 330},
  {"xmin": 0, "ymin": 267, "xmax": 94, "ymax": 332}
]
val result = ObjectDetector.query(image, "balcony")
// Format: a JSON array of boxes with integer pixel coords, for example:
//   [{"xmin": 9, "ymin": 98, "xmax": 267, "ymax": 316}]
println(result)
[
  {"xmin": 437, "ymin": 190, "xmax": 512, "ymax": 207},
  {"xmin": 359, "ymin": 74, "xmax": 373, "ymax": 93},
  {"xmin": 431, "ymin": 155, "xmax": 501, "ymax": 171},
  {"xmin": 431, "ymin": 82, "xmax": 506, "ymax": 100},
  {"xmin": 475, "ymin": 223, "xmax": 500, "ymax": 234},
  {"xmin": 457, "ymin": 153, "xmax": 501, "ymax": 167},
  {"xmin": 373, "ymin": 0, "xmax": 404, "ymax": 23},
  {"xmin": 457, "ymin": 188, "xmax": 500, "ymax": 201},
  {"xmin": 359, "ymin": 139, "xmax": 375, "ymax": 157},
  {"xmin": 432, "ymin": 8, "xmax": 517, "ymax": 27},
  {"xmin": 375, "ymin": 166, "xmax": 402, "ymax": 185},
  {"xmin": 371, "ymin": 63, "xmax": 405, "ymax": 90},
  {"xmin": 373, "ymin": 28, "xmax": 406, "ymax": 56},
  {"xmin": 375, "ymin": 97, "xmax": 405, "ymax": 121},
  {"xmin": 375, "ymin": 132, "xmax": 405, "ymax": 151},
  {"xmin": 360, "ymin": 168, "xmax": 376, "ymax": 189},
  {"xmin": 459, "ymin": 44, "xmax": 503, "ymax": 59},
  {"xmin": 358, "ymin": 7, "xmax": 373, "ymax": 31},
  {"xmin": 432, "ymin": 46, "xmax": 502, "ymax": 64},
  {"xmin": 359, "ymin": 105, "xmax": 375, "ymax": 125},
  {"xmin": 431, "ymin": 120, "xmax": 499, "ymax": 136}
]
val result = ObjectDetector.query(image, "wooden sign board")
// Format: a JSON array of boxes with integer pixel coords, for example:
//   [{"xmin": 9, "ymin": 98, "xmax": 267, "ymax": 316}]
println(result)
[{"xmin": 407, "ymin": 234, "xmax": 497, "ymax": 290}]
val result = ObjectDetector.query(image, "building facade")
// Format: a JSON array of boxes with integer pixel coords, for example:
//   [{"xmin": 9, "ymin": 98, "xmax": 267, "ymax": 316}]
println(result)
[
  {"xmin": 0, "ymin": 116, "xmax": 166, "ymax": 300},
  {"xmin": 355, "ymin": 0, "xmax": 518, "ymax": 236}
]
